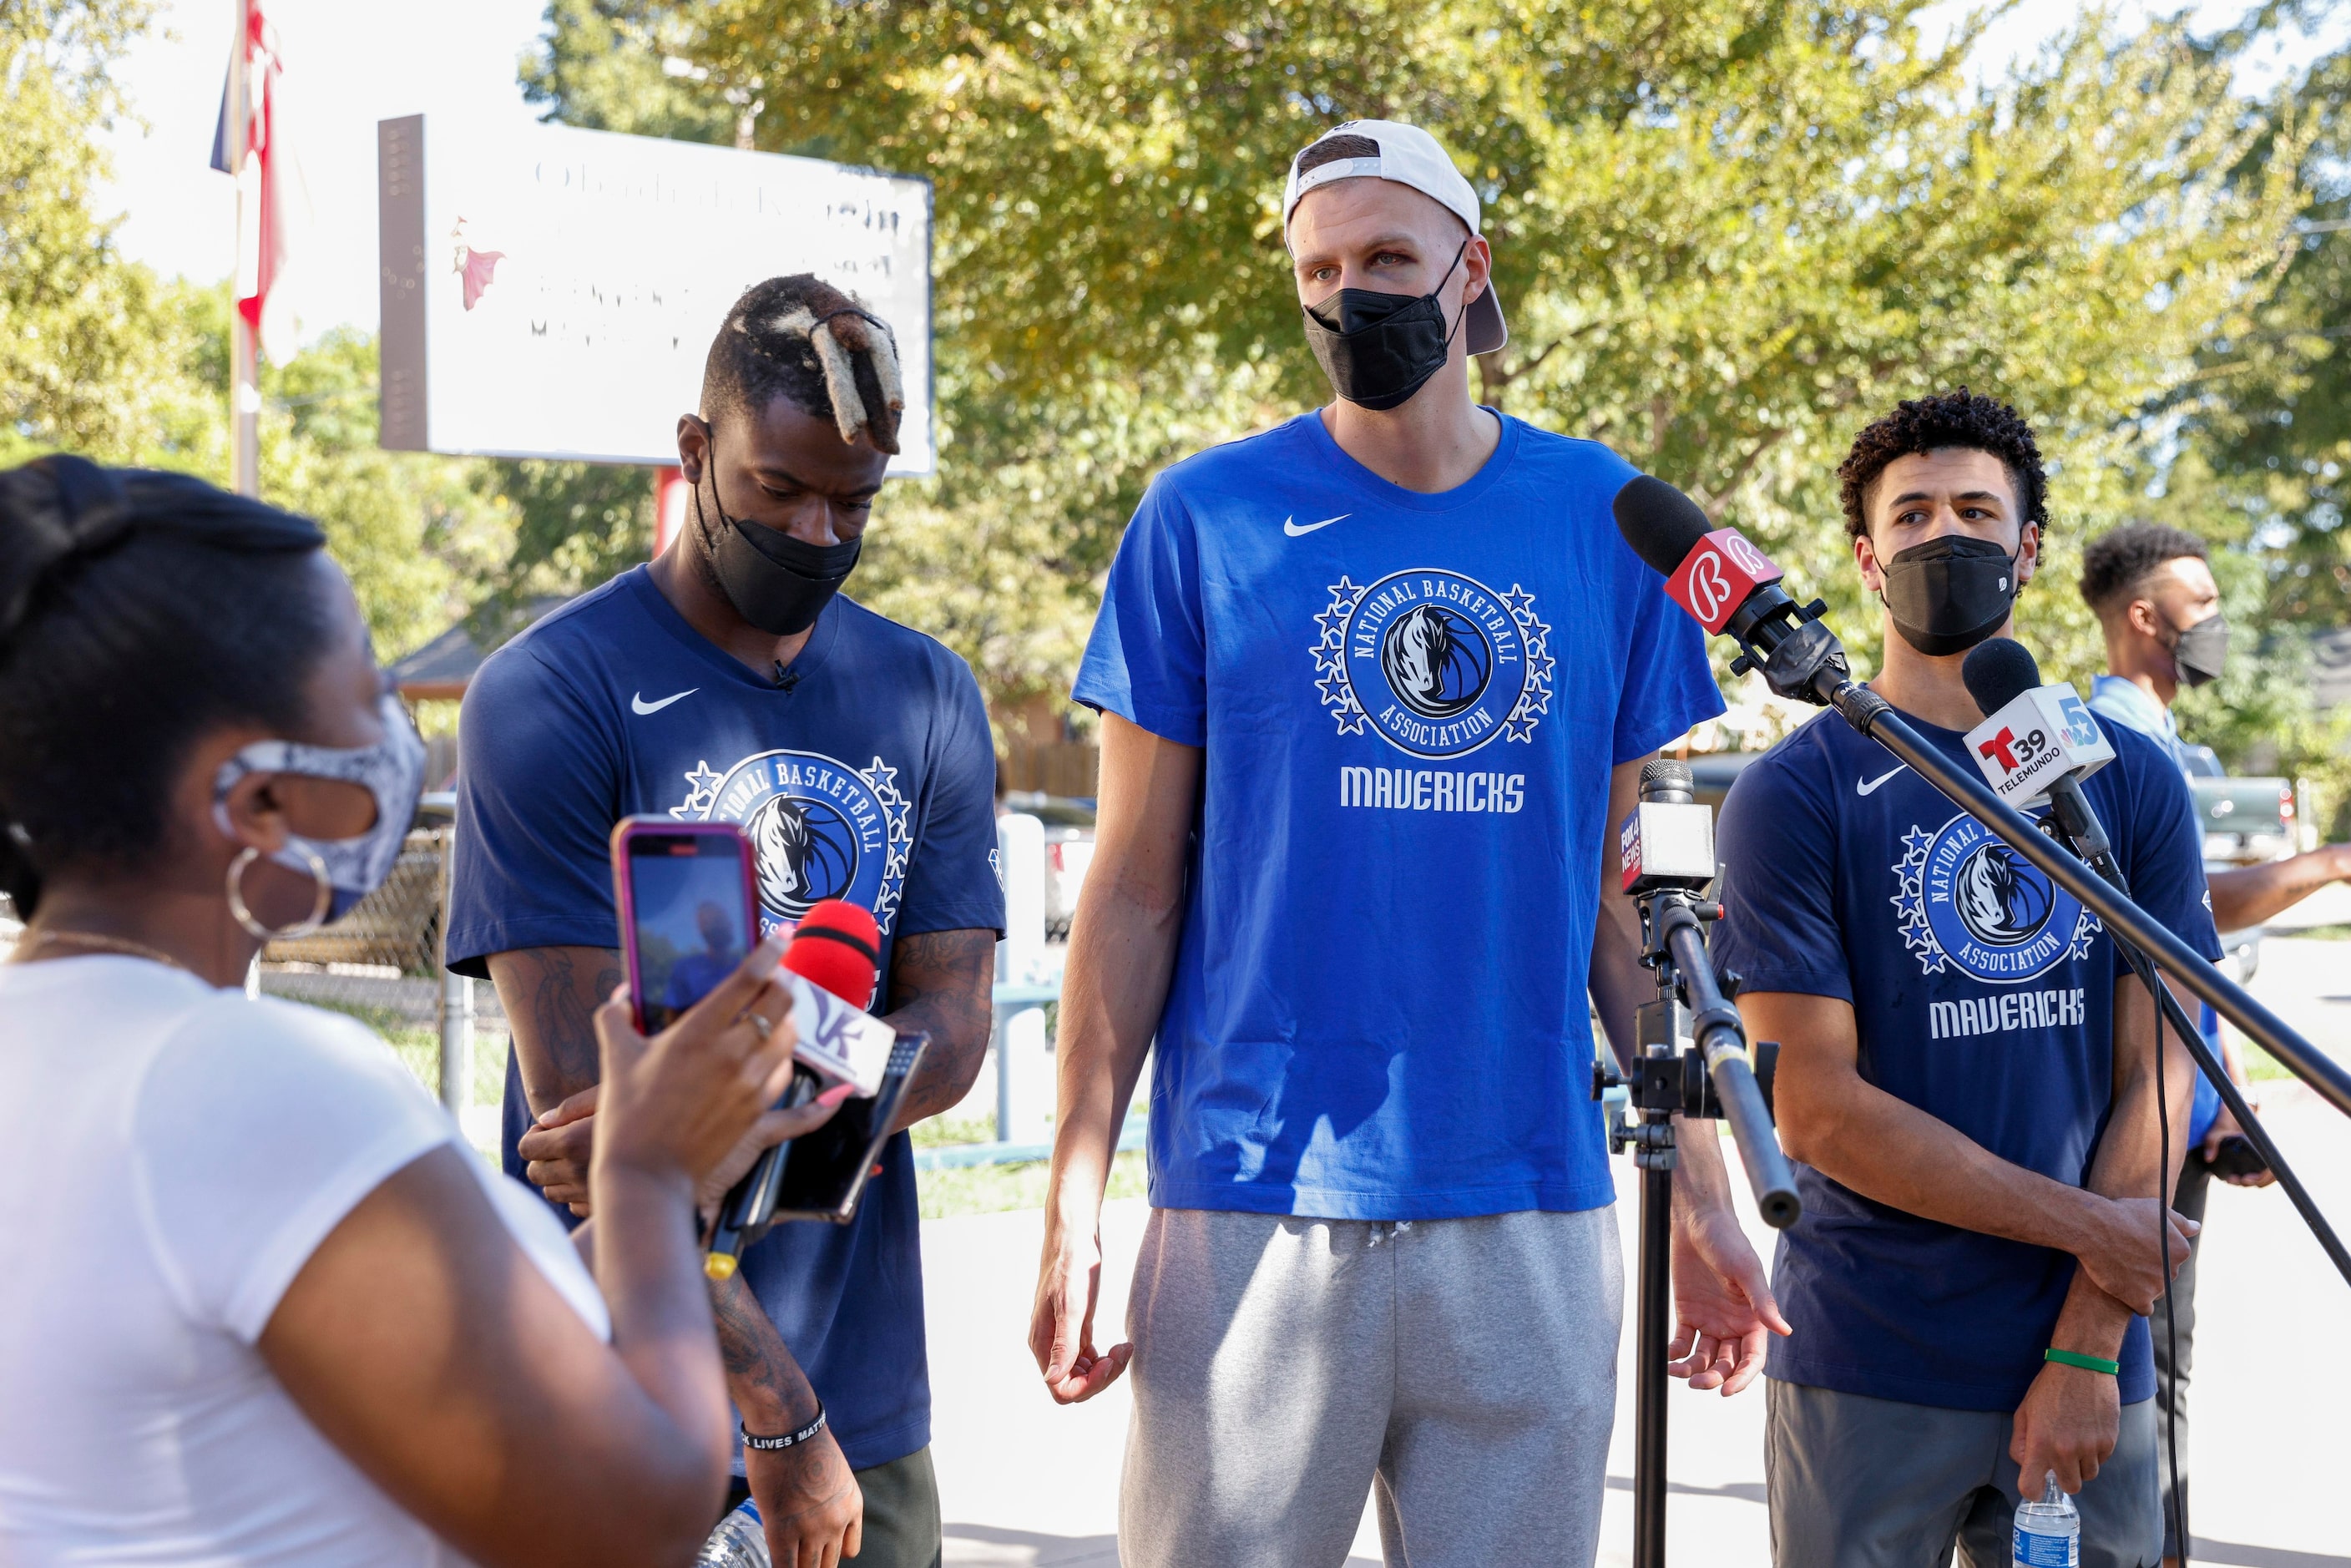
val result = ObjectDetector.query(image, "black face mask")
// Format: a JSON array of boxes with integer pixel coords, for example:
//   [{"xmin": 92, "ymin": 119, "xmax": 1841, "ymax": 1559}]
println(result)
[
  {"xmin": 1879, "ymin": 534, "xmax": 2020, "ymax": 656},
  {"xmin": 694, "ymin": 431, "xmax": 862, "ymax": 637},
  {"xmin": 1301, "ymin": 240, "xmax": 1469, "ymax": 412},
  {"xmin": 2170, "ymin": 610, "xmax": 2228, "ymax": 687}
]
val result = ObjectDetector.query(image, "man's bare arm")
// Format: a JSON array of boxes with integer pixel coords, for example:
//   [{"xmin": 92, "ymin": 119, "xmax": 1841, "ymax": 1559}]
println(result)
[
  {"xmin": 1753, "ymin": 989, "xmax": 2190, "ymax": 1314},
  {"xmin": 877, "ymin": 927, "xmax": 998, "ymax": 1133},
  {"xmin": 488, "ymin": 945, "xmax": 622, "ymax": 1117},
  {"xmin": 2207, "ymin": 845, "xmax": 2351, "ymax": 933}
]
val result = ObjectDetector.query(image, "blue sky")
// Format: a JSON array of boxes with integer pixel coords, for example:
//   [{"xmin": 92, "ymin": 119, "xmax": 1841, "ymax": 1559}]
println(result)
[{"xmin": 93, "ymin": 1, "xmax": 2350, "ymax": 350}]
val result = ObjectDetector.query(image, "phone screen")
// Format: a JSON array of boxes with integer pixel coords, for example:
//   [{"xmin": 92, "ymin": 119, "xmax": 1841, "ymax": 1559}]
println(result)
[{"xmin": 625, "ymin": 832, "xmax": 754, "ymax": 1034}]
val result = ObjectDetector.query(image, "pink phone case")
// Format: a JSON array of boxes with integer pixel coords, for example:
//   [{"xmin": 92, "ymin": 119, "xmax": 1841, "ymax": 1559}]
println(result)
[{"xmin": 609, "ymin": 816, "xmax": 761, "ymax": 1035}]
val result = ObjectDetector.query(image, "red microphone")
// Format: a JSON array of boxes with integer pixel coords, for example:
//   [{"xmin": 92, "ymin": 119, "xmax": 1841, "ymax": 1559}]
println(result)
[
  {"xmin": 1612, "ymin": 473, "xmax": 1850, "ymax": 705},
  {"xmin": 706, "ymin": 900, "xmax": 883, "ymax": 1278},
  {"xmin": 782, "ymin": 899, "xmax": 881, "ymax": 1008}
]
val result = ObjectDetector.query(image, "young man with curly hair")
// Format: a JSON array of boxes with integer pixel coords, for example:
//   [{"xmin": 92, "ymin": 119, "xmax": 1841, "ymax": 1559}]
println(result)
[{"xmin": 1709, "ymin": 391, "xmax": 2217, "ymax": 1565}]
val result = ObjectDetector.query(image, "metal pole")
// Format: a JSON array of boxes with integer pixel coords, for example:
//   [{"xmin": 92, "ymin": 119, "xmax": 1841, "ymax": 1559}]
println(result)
[
  {"xmin": 227, "ymin": 0, "xmax": 259, "ymax": 498},
  {"xmin": 1839, "ymin": 687, "xmax": 2351, "ymax": 1119},
  {"xmin": 436, "ymin": 828, "xmax": 471, "ymax": 1116},
  {"xmin": 1633, "ymin": 1153, "xmax": 1673, "ymax": 1568}
]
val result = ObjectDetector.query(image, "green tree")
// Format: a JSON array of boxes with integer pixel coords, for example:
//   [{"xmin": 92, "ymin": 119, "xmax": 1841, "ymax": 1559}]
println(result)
[{"xmin": 522, "ymin": 1, "xmax": 2301, "ymax": 721}]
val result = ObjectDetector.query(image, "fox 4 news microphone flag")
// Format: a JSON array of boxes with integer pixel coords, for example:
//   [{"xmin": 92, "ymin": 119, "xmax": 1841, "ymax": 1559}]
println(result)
[{"xmin": 210, "ymin": 2, "xmax": 308, "ymax": 363}]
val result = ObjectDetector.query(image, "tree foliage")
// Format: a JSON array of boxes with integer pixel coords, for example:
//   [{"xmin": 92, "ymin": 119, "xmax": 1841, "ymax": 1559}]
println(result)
[{"xmin": 523, "ymin": 0, "xmax": 2303, "ymax": 721}]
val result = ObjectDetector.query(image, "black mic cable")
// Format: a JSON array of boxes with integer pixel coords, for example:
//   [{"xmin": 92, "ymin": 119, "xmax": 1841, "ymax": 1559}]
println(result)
[{"xmin": 1961, "ymin": 638, "xmax": 2186, "ymax": 1536}]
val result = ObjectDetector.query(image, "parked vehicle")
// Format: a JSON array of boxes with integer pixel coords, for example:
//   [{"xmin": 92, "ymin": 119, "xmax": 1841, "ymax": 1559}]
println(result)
[{"xmin": 1004, "ymin": 791, "xmax": 1097, "ymax": 939}]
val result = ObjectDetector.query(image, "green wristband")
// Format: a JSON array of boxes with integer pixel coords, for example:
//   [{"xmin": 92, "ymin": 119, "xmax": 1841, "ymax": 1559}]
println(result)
[{"xmin": 2044, "ymin": 1348, "xmax": 2121, "ymax": 1376}]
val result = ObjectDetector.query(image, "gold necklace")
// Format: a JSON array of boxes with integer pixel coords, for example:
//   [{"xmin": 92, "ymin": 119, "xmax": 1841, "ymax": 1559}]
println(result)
[{"xmin": 11, "ymin": 928, "xmax": 192, "ymax": 974}]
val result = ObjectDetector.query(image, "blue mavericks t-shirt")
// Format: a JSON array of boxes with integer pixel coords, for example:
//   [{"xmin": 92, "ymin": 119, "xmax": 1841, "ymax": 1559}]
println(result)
[
  {"xmin": 1711, "ymin": 705, "xmax": 2219, "ymax": 1410},
  {"xmin": 1074, "ymin": 410, "xmax": 1724, "ymax": 1221},
  {"xmin": 447, "ymin": 566, "xmax": 1005, "ymax": 1471}
]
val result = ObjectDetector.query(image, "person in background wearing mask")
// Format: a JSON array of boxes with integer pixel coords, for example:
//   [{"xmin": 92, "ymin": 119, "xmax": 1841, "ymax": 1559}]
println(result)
[
  {"xmin": 2078, "ymin": 521, "xmax": 2292, "ymax": 1568},
  {"xmin": 1710, "ymin": 392, "xmax": 2216, "ymax": 1566},
  {"xmin": 447, "ymin": 275, "xmax": 1005, "ymax": 1568},
  {"xmin": 0, "ymin": 457, "xmax": 845, "ymax": 1566},
  {"xmin": 1032, "ymin": 120, "xmax": 1782, "ymax": 1567}
]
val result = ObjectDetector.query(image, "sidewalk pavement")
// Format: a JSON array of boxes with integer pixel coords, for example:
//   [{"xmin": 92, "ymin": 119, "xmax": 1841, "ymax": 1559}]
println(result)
[{"xmin": 921, "ymin": 948, "xmax": 2351, "ymax": 1565}]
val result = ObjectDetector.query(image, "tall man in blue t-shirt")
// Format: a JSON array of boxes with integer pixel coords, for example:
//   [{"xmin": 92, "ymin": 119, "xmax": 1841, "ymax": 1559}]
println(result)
[
  {"xmin": 1031, "ymin": 120, "xmax": 1786, "ymax": 1566},
  {"xmin": 1711, "ymin": 392, "xmax": 2215, "ymax": 1566},
  {"xmin": 448, "ymin": 276, "xmax": 1004, "ymax": 1568}
]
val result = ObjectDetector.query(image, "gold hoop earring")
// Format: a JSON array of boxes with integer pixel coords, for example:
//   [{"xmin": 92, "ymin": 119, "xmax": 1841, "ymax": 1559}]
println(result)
[{"xmin": 226, "ymin": 846, "xmax": 333, "ymax": 941}]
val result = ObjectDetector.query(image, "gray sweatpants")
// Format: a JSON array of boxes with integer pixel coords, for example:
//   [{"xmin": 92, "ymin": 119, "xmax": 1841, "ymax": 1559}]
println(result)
[
  {"xmin": 1767, "ymin": 1379, "xmax": 2161, "ymax": 1568},
  {"xmin": 1119, "ymin": 1206, "xmax": 1623, "ymax": 1568}
]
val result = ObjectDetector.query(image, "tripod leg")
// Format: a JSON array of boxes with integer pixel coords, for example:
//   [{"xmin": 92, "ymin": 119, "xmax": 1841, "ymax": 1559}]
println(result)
[{"xmin": 1635, "ymin": 1157, "xmax": 1672, "ymax": 1568}]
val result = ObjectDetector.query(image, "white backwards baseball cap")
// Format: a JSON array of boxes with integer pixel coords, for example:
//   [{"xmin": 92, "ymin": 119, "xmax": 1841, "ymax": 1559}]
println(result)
[{"xmin": 1282, "ymin": 119, "xmax": 1507, "ymax": 355}]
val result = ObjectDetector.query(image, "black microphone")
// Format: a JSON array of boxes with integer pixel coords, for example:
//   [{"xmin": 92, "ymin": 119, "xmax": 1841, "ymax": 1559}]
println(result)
[
  {"xmin": 1959, "ymin": 639, "xmax": 2121, "ymax": 883},
  {"xmin": 1610, "ymin": 475, "xmax": 1851, "ymax": 706}
]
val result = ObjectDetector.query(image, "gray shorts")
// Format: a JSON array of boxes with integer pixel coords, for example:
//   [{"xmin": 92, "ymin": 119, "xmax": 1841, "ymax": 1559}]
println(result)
[
  {"xmin": 1120, "ymin": 1205, "xmax": 1623, "ymax": 1568},
  {"xmin": 1766, "ymin": 1379, "xmax": 2160, "ymax": 1568}
]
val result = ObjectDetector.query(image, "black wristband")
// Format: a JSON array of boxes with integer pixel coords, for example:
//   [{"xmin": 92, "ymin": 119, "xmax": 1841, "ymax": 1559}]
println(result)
[{"xmin": 741, "ymin": 1404, "xmax": 827, "ymax": 1451}]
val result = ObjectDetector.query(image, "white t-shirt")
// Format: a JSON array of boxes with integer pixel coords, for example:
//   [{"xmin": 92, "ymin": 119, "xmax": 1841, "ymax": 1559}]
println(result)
[{"xmin": 0, "ymin": 957, "xmax": 609, "ymax": 1566}]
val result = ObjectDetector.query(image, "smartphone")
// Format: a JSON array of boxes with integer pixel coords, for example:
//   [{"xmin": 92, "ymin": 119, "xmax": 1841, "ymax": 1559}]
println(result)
[
  {"xmin": 2209, "ymin": 1133, "xmax": 2270, "ymax": 1181},
  {"xmin": 610, "ymin": 817, "xmax": 762, "ymax": 1035}
]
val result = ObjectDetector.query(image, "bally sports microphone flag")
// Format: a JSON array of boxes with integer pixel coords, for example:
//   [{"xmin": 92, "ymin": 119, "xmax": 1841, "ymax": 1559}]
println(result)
[{"xmin": 1664, "ymin": 527, "xmax": 1786, "ymax": 635}]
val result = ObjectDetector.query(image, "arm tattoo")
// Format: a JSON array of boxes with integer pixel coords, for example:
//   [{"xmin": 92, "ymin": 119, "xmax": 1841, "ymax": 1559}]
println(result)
[
  {"xmin": 878, "ymin": 928, "xmax": 998, "ymax": 1130},
  {"xmin": 710, "ymin": 1269, "xmax": 819, "ymax": 1429},
  {"xmin": 488, "ymin": 945, "xmax": 622, "ymax": 1115}
]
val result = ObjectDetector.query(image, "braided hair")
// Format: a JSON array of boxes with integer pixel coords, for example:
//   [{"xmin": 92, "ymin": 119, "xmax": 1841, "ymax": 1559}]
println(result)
[
  {"xmin": 0, "ymin": 457, "xmax": 331, "ymax": 918},
  {"xmin": 700, "ymin": 275, "xmax": 907, "ymax": 455}
]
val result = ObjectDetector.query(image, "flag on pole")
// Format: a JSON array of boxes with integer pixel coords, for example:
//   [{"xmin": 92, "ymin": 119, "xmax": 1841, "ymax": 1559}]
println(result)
[{"xmin": 210, "ymin": 2, "xmax": 307, "ymax": 363}]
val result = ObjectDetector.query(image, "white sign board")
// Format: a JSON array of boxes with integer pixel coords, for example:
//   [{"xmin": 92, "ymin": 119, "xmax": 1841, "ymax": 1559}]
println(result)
[{"xmin": 378, "ymin": 114, "xmax": 933, "ymax": 472}]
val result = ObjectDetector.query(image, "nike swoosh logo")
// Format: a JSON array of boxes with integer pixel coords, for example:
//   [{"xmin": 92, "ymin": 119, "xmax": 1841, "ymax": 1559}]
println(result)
[
  {"xmin": 1283, "ymin": 513, "xmax": 1351, "ymax": 537},
  {"xmin": 631, "ymin": 689, "xmax": 697, "ymax": 716},
  {"xmin": 1856, "ymin": 766, "xmax": 1906, "ymax": 797}
]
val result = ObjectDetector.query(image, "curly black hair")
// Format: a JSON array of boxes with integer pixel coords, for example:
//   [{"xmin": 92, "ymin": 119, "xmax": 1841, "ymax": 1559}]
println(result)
[
  {"xmin": 1836, "ymin": 388, "xmax": 2049, "ymax": 541},
  {"xmin": 700, "ymin": 274, "xmax": 906, "ymax": 454},
  {"xmin": 2079, "ymin": 521, "xmax": 2207, "ymax": 615}
]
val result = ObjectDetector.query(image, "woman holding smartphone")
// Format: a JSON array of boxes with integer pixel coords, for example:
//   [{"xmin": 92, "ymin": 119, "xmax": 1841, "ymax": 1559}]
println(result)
[{"xmin": 0, "ymin": 456, "xmax": 840, "ymax": 1567}]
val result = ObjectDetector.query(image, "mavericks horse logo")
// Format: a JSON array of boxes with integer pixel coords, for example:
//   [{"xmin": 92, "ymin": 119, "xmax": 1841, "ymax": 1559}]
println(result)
[
  {"xmin": 1894, "ymin": 813, "xmax": 2095, "ymax": 983},
  {"xmin": 670, "ymin": 749, "xmax": 912, "ymax": 933},
  {"xmin": 1313, "ymin": 569, "xmax": 1553, "ymax": 758}
]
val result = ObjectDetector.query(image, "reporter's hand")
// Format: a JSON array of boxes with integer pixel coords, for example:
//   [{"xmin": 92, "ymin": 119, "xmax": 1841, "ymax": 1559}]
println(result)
[
  {"xmin": 1029, "ymin": 1216, "xmax": 1131, "ymax": 1404},
  {"xmin": 590, "ymin": 935, "xmax": 805, "ymax": 1189},
  {"xmin": 746, "ymin": 1428, "xmax": 862, "ymax": 1568},
  {"xmin": 697, "ymin": 1081, "xmax": 856, "ymax": 1224},
  {"xmin": 2072, "ymin": 1196, "xmax": 2196, "ymax": 1314},
  {"xmin": 1667, "ymin": 1201, "xmax": 1792, "ymax": 1394},
  {"xmin": 2010, "ymin": 1359, "xmax": 2120, "ymax": 1496},
  {"xmin": 519, "ymin": 1085, "xmax": 598, "ymax": 1216}
]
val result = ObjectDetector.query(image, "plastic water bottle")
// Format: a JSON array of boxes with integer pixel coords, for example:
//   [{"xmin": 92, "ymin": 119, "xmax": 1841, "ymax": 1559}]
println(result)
[
  {"xmin": 695, "ymin": 1500, "xmax": 769, "ymax": 1568},
  {"xmin": 2013, "ymin": 1471, "xmax": 2080, "ymax": 1567}
]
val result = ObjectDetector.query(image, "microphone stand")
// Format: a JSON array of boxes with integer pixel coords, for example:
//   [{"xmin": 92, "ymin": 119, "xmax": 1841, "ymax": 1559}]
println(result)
[
  {"xmin": 1592, "ymin": 875, "xmax": 1802, "ymax": 1568},
  {"xmin": 1741, "ymin": 606, "xmax": 2351, "ymax": 1287}
]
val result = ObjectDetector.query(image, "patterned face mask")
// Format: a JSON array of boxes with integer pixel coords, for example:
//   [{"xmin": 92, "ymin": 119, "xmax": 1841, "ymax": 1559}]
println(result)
[{"xmin": 211, "ymin": 691, "xmax": 427, "ymax": 922}]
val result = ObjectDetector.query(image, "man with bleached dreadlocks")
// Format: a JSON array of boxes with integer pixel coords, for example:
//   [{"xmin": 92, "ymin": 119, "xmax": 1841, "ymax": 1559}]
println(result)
[{"xmin": 448, "ymin": 275, "xmax": 1004, "ymax": 1568}]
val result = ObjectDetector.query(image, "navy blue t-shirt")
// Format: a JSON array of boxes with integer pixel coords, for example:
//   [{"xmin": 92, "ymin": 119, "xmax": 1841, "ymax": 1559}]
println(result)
[
  {"xmin": 447, "ymin": 566, "xmax": 1005, "ymax": 1470},
  {"xmin": 1074, "ymin": 411, "xmax": 1723, "ymax": 1219},
  {"xmin": 1711, "ymin": 704, "xmax": 2218, "ymax": 1411}
]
